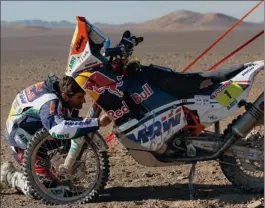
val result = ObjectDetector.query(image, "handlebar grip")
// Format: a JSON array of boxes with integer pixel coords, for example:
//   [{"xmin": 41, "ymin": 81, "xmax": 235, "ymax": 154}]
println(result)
[
  {"xmin": 104, "ymin": 47, "xmax": 122, "ymax": 57},
  {"xmin": 137, "ymin": 37, "xmax": 144, "ymax": 44},
  {"xmin": 131, "ymin": 36, "xmax": 144, "ymax": 45},
  {"xmin": 122, "ymin": 30, "xmax": 131, "ymax": 39}
]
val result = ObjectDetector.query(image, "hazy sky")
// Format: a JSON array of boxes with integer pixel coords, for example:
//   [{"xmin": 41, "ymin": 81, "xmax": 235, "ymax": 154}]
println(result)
[{"xmin": 1, "ymin": 1, "xmax": 264, "ymax": 24}]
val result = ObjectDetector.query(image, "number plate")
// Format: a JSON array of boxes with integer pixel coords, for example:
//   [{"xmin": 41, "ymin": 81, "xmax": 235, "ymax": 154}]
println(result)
[{"xmin": 212, "ymin": 81, "xmax": 243, "ymax": 106}]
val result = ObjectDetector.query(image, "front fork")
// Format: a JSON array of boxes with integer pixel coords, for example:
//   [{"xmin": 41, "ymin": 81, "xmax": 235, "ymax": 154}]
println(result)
[{"xmin": 60, "ymin": 103, "xmax": 103, "ymax": 174}]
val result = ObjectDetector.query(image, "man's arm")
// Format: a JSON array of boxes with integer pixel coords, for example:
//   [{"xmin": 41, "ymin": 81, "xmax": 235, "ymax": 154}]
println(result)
[{"xmin": 40, "ymin": 99, "xmax": 100, "ymax": 139}]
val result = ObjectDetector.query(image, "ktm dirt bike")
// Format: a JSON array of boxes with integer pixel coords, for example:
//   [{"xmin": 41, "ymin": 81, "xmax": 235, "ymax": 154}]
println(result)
[{"xmin": 22, "ymin": 16, "xmax": 264, "ymax": 205}]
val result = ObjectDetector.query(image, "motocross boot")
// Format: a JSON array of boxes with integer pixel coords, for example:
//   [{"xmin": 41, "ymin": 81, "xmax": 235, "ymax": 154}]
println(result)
[{"xmin": 0, "ymin": 161, "xmax": 30, "ymax": 195}]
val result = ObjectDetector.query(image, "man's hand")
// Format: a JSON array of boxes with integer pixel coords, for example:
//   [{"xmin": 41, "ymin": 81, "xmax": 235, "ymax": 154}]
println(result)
[{"xmin": 99, "ymin": 114, "xmax": 112, "ymax": 127}]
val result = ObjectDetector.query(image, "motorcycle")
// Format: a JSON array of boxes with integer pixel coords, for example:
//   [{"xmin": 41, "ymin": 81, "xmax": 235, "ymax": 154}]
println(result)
[{"xmin": 22, "ymin": 16, "xmax": 264, "ymax": 205}]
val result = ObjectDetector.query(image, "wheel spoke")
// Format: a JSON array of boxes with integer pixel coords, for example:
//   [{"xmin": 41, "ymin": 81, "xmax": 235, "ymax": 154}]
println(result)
[{"xmin": 22, "ymin": 129, "xmax": 110, "ymax": 204}]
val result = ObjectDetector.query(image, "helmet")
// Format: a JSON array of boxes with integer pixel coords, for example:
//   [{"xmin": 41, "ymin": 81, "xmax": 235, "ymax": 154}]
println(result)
[{"xmin": 65, "ymin": 16, "xmax": 107, "ymax": 76}]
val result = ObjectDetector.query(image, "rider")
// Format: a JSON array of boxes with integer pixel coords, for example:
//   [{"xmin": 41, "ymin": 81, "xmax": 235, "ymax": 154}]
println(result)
[
  {"xmin": 0, "ymin": 22, "xmax": 113, "ymax": 194},
  {"xmin": 1, "ymin": 19, "xmax": 132, "ymax": 195}
]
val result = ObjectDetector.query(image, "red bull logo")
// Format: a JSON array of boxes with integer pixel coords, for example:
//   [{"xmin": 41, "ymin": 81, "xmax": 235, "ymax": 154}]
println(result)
[
  {"xmin": 83, "ymin": 72, "xmax": 124, "ymax": 97},
  {"xmin": 131, "ymin": 83, "xmax": 153, "ymax": 104},
  {"xmin": 107, "ymin": 101, "xmax": 130, "ymax": 120}
]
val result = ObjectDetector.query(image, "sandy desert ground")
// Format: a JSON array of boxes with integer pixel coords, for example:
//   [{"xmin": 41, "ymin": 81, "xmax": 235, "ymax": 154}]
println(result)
[{"xmin": 0, "ymin": 28, "xmax": 264, "ymax": 208}]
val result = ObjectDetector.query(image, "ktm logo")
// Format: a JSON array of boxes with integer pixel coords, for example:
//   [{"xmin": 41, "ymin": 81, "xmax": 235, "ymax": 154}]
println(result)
[{"xmin": 76, "ymin": 35, "xmax": 85, "ymax": 52}]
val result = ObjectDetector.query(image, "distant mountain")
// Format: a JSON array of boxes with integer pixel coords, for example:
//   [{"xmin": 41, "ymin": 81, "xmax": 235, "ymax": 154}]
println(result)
[
  {"xmin": 1, "ymin": 10, "xmax": 263, "ymax": 31},
  {"xmin": 93, "ymin": 22, "xmax": 135, "ymax": 29},
  {"xmin": 0, "ymin": 19, "xmax": 133, "ymax": 30},
  {"xmin": 134, "ymin": 10, "xmax": 263, "ymax": 30},
  {"xmin": 1, "ymin": 19, "xmax": 75, "ymax": 28}
]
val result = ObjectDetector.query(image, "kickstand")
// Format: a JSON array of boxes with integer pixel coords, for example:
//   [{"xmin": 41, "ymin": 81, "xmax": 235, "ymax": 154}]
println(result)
[{"xmin": 188, "ymin": 162, "xmax": 197, "ymax": 200}]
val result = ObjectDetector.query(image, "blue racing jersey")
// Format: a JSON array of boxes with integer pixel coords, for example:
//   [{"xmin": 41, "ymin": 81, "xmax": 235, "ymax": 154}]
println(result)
[{"xmin": 6, "ymin": 75, "xmax": 99, "ymax": 148}]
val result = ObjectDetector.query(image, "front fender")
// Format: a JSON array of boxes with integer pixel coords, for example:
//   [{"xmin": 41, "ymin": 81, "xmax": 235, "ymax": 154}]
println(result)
[{"xmin": 88, "ymin": 131, "xmax": 108, "ymax": 152}]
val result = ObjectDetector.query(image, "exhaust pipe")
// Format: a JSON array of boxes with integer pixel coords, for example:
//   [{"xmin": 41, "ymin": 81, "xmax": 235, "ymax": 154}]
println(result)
[{"xmin": 232, "ymin": 92, "xmax": 264, "ymax": 137}]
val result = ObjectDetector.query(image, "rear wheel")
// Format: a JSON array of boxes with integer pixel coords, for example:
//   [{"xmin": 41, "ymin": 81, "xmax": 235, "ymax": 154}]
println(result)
[
  {"xmin": 220, "ymin": 117, "xmax": 264, "ymax": 193},
  {"xmin": 23, "ymin": 128, "xmax": 110, "ymax": 205}
]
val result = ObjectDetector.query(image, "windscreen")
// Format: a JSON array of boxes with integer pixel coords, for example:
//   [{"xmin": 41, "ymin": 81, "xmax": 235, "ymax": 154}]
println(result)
[{"xmin": 65, "ymin": 16, "xmax": 90, "ymax": 76}]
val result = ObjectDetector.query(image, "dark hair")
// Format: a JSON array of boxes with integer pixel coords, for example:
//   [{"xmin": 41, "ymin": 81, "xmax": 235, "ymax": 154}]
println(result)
[{"xmin": 59, "ymin": 76, "xmax": 84, "ymax": 96}]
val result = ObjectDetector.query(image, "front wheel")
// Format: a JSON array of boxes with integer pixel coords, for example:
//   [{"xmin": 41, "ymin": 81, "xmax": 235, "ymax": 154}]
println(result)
[
  {"xmin": 220, "ymin": 117, "xmax": 264, "ymax": 194},
  {"xmin": 23, "ymin": 128, "xmax": 110, "ymax": 205}
]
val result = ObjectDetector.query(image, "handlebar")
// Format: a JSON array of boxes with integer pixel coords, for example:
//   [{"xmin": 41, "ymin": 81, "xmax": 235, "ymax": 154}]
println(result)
[
  {"xmin": 103, "ymin": 31, "xmax": 144, "ymax": 59},
  {"xmin": 131, "ymin": 36, "xmax": 144, "ymax": 46},
  {"xmin": 104, "ymin": 47, "xmax": 123, "ymax": 57}
]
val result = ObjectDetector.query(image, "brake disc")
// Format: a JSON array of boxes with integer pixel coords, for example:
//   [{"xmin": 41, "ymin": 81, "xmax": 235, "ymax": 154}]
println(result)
[{"xmin": 237, "ymin": 129, "xmax": 264, "ymax": 172}]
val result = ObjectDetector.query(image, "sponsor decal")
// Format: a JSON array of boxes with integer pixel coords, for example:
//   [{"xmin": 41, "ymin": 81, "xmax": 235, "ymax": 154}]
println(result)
[
  {"xmin": 51, "ymin": 132, "xmax": 70, "ymax": 139},
  {"xmin": 227, "ymin": 100, "xmax": 238, "ymax": 110},
  {"xmin": 200, "ymin": 79, "xmax": 213, "ymax": 89},
  {"xmin": 131, "ymin": 83, "xmax": 154, "ymax": 104},
  {"xmin": 16, "ymin": 107, "xmax": 23, "ymax": 114},
  {"xmin": 79, "ymin": 50, "xmax": 90, "ymax": 62},
  {"xmin": 242, "ymin": 67, "xmax": 254, "ymax": 76},
  {"xmin": 85, "ymin": 61, "xmax": 98, "ymax": 68},
  {"xmin": 35, "ymin": 82, "xmax": 43, "ymax": 92},
  {"xmin": 107, "ymin": 101, "xmax": 130, "ymax": 120},
  {"xmin": 49, "ymin": 101, "xmax": 55, "ymax": 114},
  {"xmin": 194, "ymin": 95, "xmax": 210, "ymax": 105},
  {"xmin": 212, "ymin": 81, "xmax": 243, "ymax": 107},
  {"xmin": 69, "ymin": 56, "xmax": 76, "ymax": 69},
  {"xmin": 19, "ymin": 92, "xmax": 28, "ymax": 104},
  {"xmin": 208, "ymin": 115, "xmax": 218, "ymax": 121},
  {"xmin": 83, "ymin": 72, "xmax": 124, "ymax": 97},
  {"xmin": 127, "ymin": 108, "xmax": 181, "ymax": 143},
  {"xmin": 65, "ymin": 119, "xmax": 93, "ymax": 126},
  {"xmin": 12, "ymin": 98, "xmax": 20, "ymax": 110},
  {"xmin": 180, "ymin": 99, "xmax": 188, "ymax": 104},
  {"xmin": 75, "ymin": 35, "xmax": 85, "ymax": 52},
  {"xmin": 25, "ymin": 86, "xmax": 36, "ymax": 101},
  {"xmin": 19, "ymin": 134, "xmax": 28, "ymax": 144},
  {"xmin": 211, "ymin": 81, "xmax": 232, "ymax": 99}
]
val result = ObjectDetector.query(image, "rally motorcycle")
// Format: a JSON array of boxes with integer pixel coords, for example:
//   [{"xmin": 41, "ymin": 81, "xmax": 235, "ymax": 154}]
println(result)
[{"xmin": 22, "ymin": 16, "xmax": 264, "ymax": 204}]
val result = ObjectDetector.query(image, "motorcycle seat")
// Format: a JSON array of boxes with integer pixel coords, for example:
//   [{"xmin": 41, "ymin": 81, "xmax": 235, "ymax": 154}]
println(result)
[
  {"xmin": 140, "ymin": 64, "xmax": 247, "ymax": 98},
  {"xmin": 198, "ymin": 64, "xmax": 247, "ymax": 82}
]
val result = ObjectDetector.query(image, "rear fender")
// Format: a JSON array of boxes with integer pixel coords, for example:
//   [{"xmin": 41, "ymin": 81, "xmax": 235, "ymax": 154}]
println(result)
[{"xmin": 231, "ymin": 60, "xmax": 264, "ymax": 87}]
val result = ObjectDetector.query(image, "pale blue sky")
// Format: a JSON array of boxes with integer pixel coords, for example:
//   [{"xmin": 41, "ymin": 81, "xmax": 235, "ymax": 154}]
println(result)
[{"xmin": 1, "ymin": 1, "xmax": 264, "ymax": 24}]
